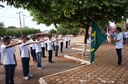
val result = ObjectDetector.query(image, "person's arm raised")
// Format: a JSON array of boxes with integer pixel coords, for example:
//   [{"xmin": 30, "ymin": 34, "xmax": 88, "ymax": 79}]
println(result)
[
  {"xmin": 36, "ymin": 39, "xmax": 48, "ymax": 44},
  {"xmin": 23, "ymin": 42, "xmax": 36, "ymax": 46},
  {"xmin": 6, "ymin": 42, "xmax": 22, "ymax": 48}
]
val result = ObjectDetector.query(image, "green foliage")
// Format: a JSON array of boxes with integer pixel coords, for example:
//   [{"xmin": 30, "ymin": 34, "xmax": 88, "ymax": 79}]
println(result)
[
  {"xmin": 49, "ymin": 29, "xmax": 57, "ymax": 36},
  {"xmin": 7, "ymin": 26, "xmax": 17, "ymax": 28},
  {"xmin": 0, "ymin": 22, "xmax": 5, "ymax": 28},
  {"xmin": 5, "ymin": 0, "xmax": 128, "ymax": 43},
  {"xmin": 0, "ymin": 28, "xmax": 40, "ymax": 37},
  {"xmin": 5, "ymin": 0, "xmax": 128, "ymax": 27},
  {"xmin": 57, "ymin": 24, "xmax": 80, "ymax": 35}
]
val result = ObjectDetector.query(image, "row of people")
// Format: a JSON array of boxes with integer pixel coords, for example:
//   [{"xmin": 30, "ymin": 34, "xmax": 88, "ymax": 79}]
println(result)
[{"xmin": 0, "ymin": 34, "xmax": 72, "ymax": 84}]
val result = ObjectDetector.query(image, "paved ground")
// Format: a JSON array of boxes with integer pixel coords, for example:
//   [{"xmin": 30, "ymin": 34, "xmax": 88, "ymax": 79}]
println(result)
[
  {"xmin": 41, "ymin": 44, "xmax": 128, "ymax": 84},
  {"xmin": 0, "ymin": 36, "xmax": 84, "ymax": 84}
]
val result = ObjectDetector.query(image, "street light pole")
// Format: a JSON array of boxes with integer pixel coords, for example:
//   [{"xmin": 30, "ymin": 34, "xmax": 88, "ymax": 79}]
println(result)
[
  {"xmin": 22, "ymin": 14, "xmax": 26, "ymax": 28},
  {"xmin": 17, "ymin": 11, "xmax": 23, "ymax": 36}
]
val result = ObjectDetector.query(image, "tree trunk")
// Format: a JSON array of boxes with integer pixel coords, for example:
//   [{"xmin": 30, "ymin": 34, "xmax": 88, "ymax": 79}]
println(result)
[{"xmin": 82, "ymin": 26, "xmax": 89, "ymax": 56}]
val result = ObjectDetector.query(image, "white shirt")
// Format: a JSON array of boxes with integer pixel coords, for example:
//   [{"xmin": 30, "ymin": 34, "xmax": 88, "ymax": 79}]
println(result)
[
  {"xmin": 35, "ymin": 40, "xmax": 42, "ymax": 53},
  {"xmin": 60, "ymin": 39, "xmax": 64, "ymax": 43},
  {"xmin": 20, "ymin": 43, "xmax": 29, "ymax": 58},
  {"xmin": 68, "ymin": 36, "xmax": 71, "ymax": 41},
  {"xmin": 65, "ymin": 36, "xmax": 68, "ymax": 41},
  {"xmin": 125, "ymin": 32, "xmax": 128, "ymax": 38},
  {"xmin": 0, "ymin": 45, "xmax": 1, "ymax": 53},
  {"xmin": 47, "ymin": 40, "xmax": 53, "ymax": 50},
  {"xmin": 115, "ymin": 33, "xmax": 123, "ymax": 49},
  {"xmin": 41, "ymin": 41, "xmax": 45, "ymax": 47},
  {"xmin": 29, "ymin": 39, "xmax": 36, "ymax": 50},
  {"xmin": 1, "ymin": 44, "xmax": 16, "ymax": 65},
  {"xmin": 54, "ymin": 38, "xmax": 59, "ymax": 46}
]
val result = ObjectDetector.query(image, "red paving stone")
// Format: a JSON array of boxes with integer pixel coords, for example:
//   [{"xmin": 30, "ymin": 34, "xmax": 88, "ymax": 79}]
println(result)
[{"xmin": 41, "ymin": 44, "xmax": 128, "ymax": 84}]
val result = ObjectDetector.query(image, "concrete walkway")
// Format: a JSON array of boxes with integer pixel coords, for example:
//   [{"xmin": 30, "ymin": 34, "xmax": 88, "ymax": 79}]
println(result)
[{"xmin": 40, "ymin": 44, "xmax": 128, "ymax": 84}]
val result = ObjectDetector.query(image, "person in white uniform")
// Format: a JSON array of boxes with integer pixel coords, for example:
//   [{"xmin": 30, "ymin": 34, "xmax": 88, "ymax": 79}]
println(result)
[
  {"xmin": 0, "ymin": 43, "xmax": 2, "ymax": 65},
  {"xmin": 47, "ymin": 36, "xmax": 55, "ymax": 63},
  {"xmin": 41, "ymin": 35, "xmax": 46, "ymax": 58},
  {"xmin": 59, "ymin": 35, "xmax": 64, "ymax": 53},
  {"xmin": 68, "ymin": 35, "xmax": 71, "ymax": 47},
  {"xmin": 110, "ymin": 27, "xmax": 123, "ymax": 66},
  {"xmin": 35, "ymin": 35, "xmax": 47, "ymax": 69},
  {"xmin": 65, "ymin": 35, "xmax": 68, "ymax": 48},
  {"xmin": 53, "ymin": 35, "xmax": 59, "ymax": 56},
  {"xmin": 29, "ymin": 37, "xmax": 37, "ymax": 62},
  {"xmin": 20, "ymin": 36, "xmax": 35, "ymax": 80},
  {"xmin": 1, "ymin": 37, "xmax": 20, "ymax": 84}
]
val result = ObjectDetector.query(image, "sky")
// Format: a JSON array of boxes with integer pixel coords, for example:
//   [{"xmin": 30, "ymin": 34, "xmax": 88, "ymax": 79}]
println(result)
[{"xmin": 0, "ymin": 2, "xmax": 55, "ymax": 31}]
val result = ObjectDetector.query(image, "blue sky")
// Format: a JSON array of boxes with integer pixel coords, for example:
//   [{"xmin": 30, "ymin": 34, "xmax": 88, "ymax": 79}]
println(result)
[{"xmin": 0, "ymin": 2, "xmax": 54, "ymax": 31}]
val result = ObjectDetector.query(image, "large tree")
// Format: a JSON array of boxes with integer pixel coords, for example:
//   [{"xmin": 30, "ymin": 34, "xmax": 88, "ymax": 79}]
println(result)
[{"xmin": 5, "ymin": 0, "xmax": 128, "ymax": 55}]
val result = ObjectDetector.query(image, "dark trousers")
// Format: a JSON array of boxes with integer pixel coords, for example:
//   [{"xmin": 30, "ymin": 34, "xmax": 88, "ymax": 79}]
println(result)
[
  {"xmin": 55, "ymin": 46, "xmax": 59, "ymax": 56},
  {"xmin": 48, "ymin": 50, "xmax": 53, "ymax": 62},
  {"xmin": 66, "ymin": 41, "xmax": 68, "ymax": 48},
  {"xmin": 116, "ymin": 49, "xmax": 122, "ymax": 65},
  {"xmin": 68, "ymin": 40, "xmax": 71, "ymax": 46},
  {"xmin": 4, "ymin": 65, "xmax": 16, "ymax": 84},
  {"xmin": 52, "ymin": 43, "xmax": 55, "ymax": 51},
  {"xmin": 60, "ymin": 42, "xmax": 63, "ymax": 52},
  {"xmin": 45, "ymin": 43, "xmax": 47, "ymax": 51},
  {"xmin": 36, "ymin": 52, "xmax": 42, "ymax": 67},
  {"xmin": 41, "ymin": 47, "xmax": 45, "ymax": 57},
  {"xmin": 30, "ymin": 47, "xmax": 36, "ymax": 61},
  {"xmin": 21, "ymin": 58, "xmax": 30, "ymax": 77}
]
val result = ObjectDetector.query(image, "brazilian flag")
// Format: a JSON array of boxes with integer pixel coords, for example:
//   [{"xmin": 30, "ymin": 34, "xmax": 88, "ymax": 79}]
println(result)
[{"xmin": 90, "ymin": 21, "xmax": 107, "ymax": 63}]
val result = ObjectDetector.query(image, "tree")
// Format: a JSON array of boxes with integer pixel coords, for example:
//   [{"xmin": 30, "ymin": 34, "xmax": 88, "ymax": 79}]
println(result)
[
  {"xmin": 0, "ymin": 27, "xmax": 41, "ymax": 37},
  {"xmin": 5, "ymin": 0, "xmax": 128, "ymax": 55},
  {"xmin": 0, "ymin": 22, "xmax": 5, "ymax": 28},
  {"xmin": 7, "ymin": 26, "xmax": 17, "ymax": 28},
  {"xmin": 49, "ymin": 29, "xmax": 57, "ymax": 36},
  {"xmin": 57, "ymin": 24, "xmax": 80, "ymax": 36}
]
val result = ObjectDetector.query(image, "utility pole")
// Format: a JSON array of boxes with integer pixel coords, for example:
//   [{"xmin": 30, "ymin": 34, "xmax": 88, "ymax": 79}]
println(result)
[
  {"xmin": 22, "ymin": 14, "xmax": 26, "ymax": 28},
  {"xmin": 17, "ymin": 11, "xmax": 23, "ymax": 36}
]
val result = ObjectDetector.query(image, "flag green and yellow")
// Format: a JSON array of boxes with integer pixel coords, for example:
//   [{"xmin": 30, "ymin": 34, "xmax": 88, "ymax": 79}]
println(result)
[{"xmin": 90, "ymin": 21, "xmax": 107, "ymax": 63}]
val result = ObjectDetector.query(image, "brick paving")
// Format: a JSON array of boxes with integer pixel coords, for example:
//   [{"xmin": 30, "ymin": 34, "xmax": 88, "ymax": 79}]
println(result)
[{"xmin": 41, "ymin": 44, "xmax": 128, "ymax": 84}]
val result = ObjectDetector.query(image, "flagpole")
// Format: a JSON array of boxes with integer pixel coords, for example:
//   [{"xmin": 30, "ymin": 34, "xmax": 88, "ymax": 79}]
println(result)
[{"xmin": 88, "ymin": 16, "xmax": 107, "ymax": 34}]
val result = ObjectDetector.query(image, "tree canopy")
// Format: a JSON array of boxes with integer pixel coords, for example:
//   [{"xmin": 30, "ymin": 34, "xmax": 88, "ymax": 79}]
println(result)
[
  {"xmin": 7, "ymin": 26, "xmax": 17, "ymax": 28},
  {"xmin": 5, "ymin": 0, "xmax": 128, "ymax": 28},
  {"xmin": 4, "ymin": 0, "xmax": 128, "ymax": 44}
]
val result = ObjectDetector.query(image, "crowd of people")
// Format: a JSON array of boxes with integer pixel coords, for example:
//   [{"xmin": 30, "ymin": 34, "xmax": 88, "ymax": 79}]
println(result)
[{"xmin": 0, "ymin": 34, "xmax": 72, "ymax": 84}]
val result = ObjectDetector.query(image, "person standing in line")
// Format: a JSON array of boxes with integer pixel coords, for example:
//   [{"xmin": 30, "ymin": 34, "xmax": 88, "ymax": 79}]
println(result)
[
  {"xmin": 29, "ymin": 37, "xmax": 37, "ymax": 62},
  {"xmin": 0, "ymin": 43, "xmax": 3, "ymax": 65},
  {"xmin": 1, "ymin": 37, "xmax": 20, "ymax": 84},
  {"xmin": 122, "ymin": 31, "xmax": 126, "ymax": 44},
  {"xmin": 18, "ymin": 37, "xmax": 22, "ymax": 56},
  {"xmin": 19, "ymin": 36, "xmax": 34, "ymax": 80},
  {"xmin": 59, "ymin": 35, "xmax": 64, "ymax": 53},
  {"xmin": 53, "ymin": 35, "xmax": 59, "ymax": 57},
  {"xmin": 65, "ymin": 35, "xmax": 68, "ymax": 48},
  {"xmin": 68, "ymin": 35, "xmax": 71, "ymax": 47},
  {"xmin": 52, "ymin": 35, "xmax": 55, "ymax": 51},
  {"xmin": 41, "ymin": 35, "xmax": 46, "ymax": 58},
  {"xmin": 35, "ymin": 35, "xmax": 47, "ymax": 69},
  {"xmin": 110, "ymin": 27, "xmax": 123, "ymax": 66},
  {"xmin": 47, "ymin": 36, "xmax": 55, "ymax": 63},
  {"xmin": 125, "ymin": 30, "xmax": 128, "ymax": 43}
]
